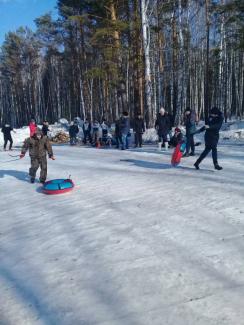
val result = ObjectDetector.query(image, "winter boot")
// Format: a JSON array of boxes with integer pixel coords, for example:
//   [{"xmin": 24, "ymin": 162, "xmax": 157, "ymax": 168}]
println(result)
[
  {"xmin": 183, "ymin": 153, "xmax": 190, "ymax": 157},
  {"xmin": 30, "ymin": 177, "xmax": 35, "ymax": 183},
  {"xmin": 158, "ymin": 142, "xmax": 162, "ymax": 151},
  {"xmin": 214, "ymin": 164, "xmax": 223, "ymax": 170},
  {"xmin": 194, "ymin": 162, "xmax": 200, "ymax": 170}
]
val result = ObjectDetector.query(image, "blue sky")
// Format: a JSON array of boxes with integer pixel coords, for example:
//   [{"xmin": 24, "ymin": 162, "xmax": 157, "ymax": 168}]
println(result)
[{"xmin": 0, "ymin": 0, "xmax": 58, "ymax": 45}]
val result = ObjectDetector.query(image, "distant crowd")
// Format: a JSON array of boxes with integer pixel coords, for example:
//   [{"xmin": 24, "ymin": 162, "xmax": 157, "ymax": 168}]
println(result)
[{"xmin": 1, "ymin": 107, "xmax": 208, "ymax": 157}]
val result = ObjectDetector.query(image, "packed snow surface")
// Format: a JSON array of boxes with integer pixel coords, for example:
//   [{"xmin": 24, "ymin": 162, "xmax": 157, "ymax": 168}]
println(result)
[{"xmin": 0, "ymin": 140, "xmax": 244, "ymax": 324}]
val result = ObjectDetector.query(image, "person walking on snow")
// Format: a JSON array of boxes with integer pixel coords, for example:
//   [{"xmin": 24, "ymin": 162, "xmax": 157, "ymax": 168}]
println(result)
[
  {"xmin": 29, "ymin": 119, "xmax": 37, "ymax": 137},
  {"xmin": 155, "ymin": 107, "xmax": 171, "ymax": 151},
  {"xmin": 134, "ymin": 113, "xmax": 145, "ymax": 148},
  {"xmin": 183, "ymin": 108, "xmax": 197, "ymax": 157},
  {"xmin": 194, "ymin": 107, "xmax": 224, "ymax": 170},
  {"xmin": 20, "ymin": 128, "xmax": 55, "ymax": 183},
  {"xmin": 2, "ymin": 123, "xmax": 16, "ymax": 151}
]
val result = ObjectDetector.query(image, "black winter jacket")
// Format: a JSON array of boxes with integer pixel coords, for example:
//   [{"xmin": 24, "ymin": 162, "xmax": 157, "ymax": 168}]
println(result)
[
  {"xmin": 1, "ymin": 125, "xmax": 13, "ymax": 138},
  {"xmin": 42, "ymin": 125, "xmax": 49, "ymax": 136},
  {"xmin": 205, "ymin": 114, "xmax": 224, "ymax": 147},
  {"xmin": 134, "ymin": 118, "xmax": 145, "ymax": 134},
  {"xmin": 155, "ymin": 114, "xmax": 170, "ymax": 135},
  {"xmin": 69, "ymin": 125, "xmax": 79, "ymax": 137}
]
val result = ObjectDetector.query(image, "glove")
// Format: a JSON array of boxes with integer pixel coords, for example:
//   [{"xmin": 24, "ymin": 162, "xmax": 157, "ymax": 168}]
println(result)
[{"xmin": 20, "ymin": 153, "xmax": 25, "ymax": 159}]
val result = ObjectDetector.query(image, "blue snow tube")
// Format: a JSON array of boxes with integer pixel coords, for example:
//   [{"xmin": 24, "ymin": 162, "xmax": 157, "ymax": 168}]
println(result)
[{"xmin": 43, "ymin": 179, "xmax": 74, "ymax": 195}]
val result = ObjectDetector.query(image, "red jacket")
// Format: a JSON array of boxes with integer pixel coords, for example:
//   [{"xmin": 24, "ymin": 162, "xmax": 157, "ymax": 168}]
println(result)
[{"xmin": 29, "ymin": 122, "xmax": 37, "ymax": 137}]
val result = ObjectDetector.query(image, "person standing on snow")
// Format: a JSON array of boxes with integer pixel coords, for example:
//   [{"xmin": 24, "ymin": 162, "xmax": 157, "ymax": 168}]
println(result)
[
  {"xmin": 194, "ymin": 107, "xmax": 224, "ymax": 170},
  {"xmin": 20, "ymin": 128, "xmax": 55, "ymax": 183},
  {"xmin": 29, "ymin": 119, "xmax": 37, "ymax": 137},
  {"xmin": 69, "ymin": 121, "xmax": 79, "ymax": 145},
  {"xmin": 1, "ymin": 123, "xmax": 16, "ymax": 151},
  {"xmin": 120, "ymin": 111, "xmax": 130, "ymax": 150},
  {"xmin": 183, "ymin": 108, "xmax": 197, "ymax": 157},
  {"xmin": 115, "ymin": 118, "xmax": 122, "ymax": 149},
  {"xmin": 134, "ymin": 113, "xmax": 145, "ymax": 148},
  {"xmin": 101, "ymin": 119, "xmax": 109, "ymax": 137},
  {"xmin": 83, "ymin": 118, "xmax": 92, "ymax": 144},
  {"xmin": 42, "ymin": 120, "xmax": 50, "ymax": 137},
  {"xmin": 92, "ymin": 119, "xmax": 100, "ymax": 145},
  {"xmin": 155, "ymin": 107, "xmax": 171, "ymax": 151}
]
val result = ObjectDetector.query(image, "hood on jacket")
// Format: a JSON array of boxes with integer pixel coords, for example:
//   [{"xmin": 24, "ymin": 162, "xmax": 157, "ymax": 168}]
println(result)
[{"xmin": 210, "ymin": 107, "xmax": 221, "ymax": 116}]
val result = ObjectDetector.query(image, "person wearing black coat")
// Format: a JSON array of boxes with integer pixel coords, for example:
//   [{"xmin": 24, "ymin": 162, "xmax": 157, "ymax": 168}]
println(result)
[
  {"xmin": 115, "ymin": 119, "xmax": 122, "ymax": 148},
  {"xmin": 42, "ymin": 121, "xmax": 50, "ymax": 136},
  {"xmin": 183, "ymin": 108, "xmax": 197, "ymax": 157},
  {"xmin": 134, "ymin": 113, "xmax": 145, "ymax": 147},
  {"xmin": 155, "ymin": 108, "xmax": 171, "ymax": 150},
  {"xmin": 69, "ymin": 122, "xmax": 79, "ymax": 145},
  {"xmin": 1, "ymin": 123, "xmax": 15, "ymax": 150},
  {"xmin": 83, "ymin": 119, "xmax": 92, "ymax": 144},
  {"xmin": 194, "ymin": 107, "xmax": 224, "ymax": 170},
  {"xmin": 169, "ymin": 127, "xmax": 183, "ymax": 147}
]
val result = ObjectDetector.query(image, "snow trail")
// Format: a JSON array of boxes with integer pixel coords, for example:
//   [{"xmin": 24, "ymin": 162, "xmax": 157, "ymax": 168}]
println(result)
[{"xmin": 0, "ymin": 143, "xmax": 244, "ymax": 325}]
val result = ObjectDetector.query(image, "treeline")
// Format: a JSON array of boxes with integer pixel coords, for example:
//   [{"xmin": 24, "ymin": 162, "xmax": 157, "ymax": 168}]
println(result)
[{"xmin": 0, "ymin": 0, "xmax": 243, "ymax": 127}]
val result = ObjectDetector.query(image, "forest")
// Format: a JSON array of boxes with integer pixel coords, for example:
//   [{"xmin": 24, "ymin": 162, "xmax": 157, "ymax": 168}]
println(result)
[{"xmin": 0, "ymin": 0, "xmax": 243, "ymax": 127}]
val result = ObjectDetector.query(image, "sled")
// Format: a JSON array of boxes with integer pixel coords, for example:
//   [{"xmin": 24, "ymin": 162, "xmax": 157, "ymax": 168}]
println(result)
[
  {"xmin": 171, "ymin": 142, "xmax": 186, "ymax": 167},
  {"xmin": 42, "ymin": 179, "xmax": 74, "ymax": 195}
]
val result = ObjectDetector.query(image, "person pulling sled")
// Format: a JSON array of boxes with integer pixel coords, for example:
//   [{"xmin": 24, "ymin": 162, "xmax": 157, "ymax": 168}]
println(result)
[{"xmin": 20, "ymin": 128, "xmax": 55, "ymax": 183}]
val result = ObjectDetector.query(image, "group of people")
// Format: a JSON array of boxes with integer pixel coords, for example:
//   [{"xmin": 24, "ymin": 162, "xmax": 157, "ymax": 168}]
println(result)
[
  {"xmin": 68, "ymin": 112, "xmax": 146, "ymax": 150},
  {"xmin": 67, "ymin": 105, "xmax": 224, "ymax": 172},
  {"xmin": 1, "ymin": 105, "xmax": 224, "ymax": 184},
  {"xmin": 69, "ymin": 118, "xmax": 111, "ymax": 147}
]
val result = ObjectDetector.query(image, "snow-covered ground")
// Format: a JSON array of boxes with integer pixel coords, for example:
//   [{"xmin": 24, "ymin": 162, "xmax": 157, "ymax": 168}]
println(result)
[{"xmin": 0, "ymin": 133, "xmax": 244, "ymax": 324}]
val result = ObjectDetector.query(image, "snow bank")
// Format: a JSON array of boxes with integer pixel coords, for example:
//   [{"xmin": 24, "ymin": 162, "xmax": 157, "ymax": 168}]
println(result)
[{"xmin": 220, "ymin": 120, "xmax": 244, "ymax": 140}]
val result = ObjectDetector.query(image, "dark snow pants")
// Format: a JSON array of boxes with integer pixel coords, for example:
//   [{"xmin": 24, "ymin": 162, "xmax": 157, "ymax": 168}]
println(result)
[
  {"xmin": 185, "ymin": 133, "xmax": 195, "ymax": 154},
  {"xmin": 29, "ymin": 156, "xmax": 47, "ymax": 182},
  {"xmin": 195, "ymin": 145, "xmax": 218, "ymax": 166},
  {"xmin": 83, "ymin": 131, "xmax": 92, "ymax": 144},
  {"xmin": 116, "ymin": 135, "xmax": 122, "ymax": 148},
  {"xmin": 135, "ymin": 133, "xmax": 143, "ymax": 147},
  {"xmin": 4, "ymin": 136, "xmax": 13, "ymax": 150}
]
